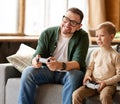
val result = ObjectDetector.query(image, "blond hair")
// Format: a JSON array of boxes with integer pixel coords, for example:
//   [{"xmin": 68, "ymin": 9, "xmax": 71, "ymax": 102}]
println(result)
[{"xmin": 96, "ymin": 21, "xmax": 116, "ymax": 35}]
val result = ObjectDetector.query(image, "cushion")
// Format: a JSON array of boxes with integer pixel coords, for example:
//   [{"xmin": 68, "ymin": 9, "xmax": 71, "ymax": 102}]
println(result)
[{"xmin": 6, "ymin": 44, "xmax": 35, "ymax": 72}]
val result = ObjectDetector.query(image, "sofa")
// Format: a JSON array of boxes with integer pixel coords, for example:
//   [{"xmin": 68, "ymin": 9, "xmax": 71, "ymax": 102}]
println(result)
[{"xmin": 0, "ymin": 44, "xmax": 120, "ymax": 104}]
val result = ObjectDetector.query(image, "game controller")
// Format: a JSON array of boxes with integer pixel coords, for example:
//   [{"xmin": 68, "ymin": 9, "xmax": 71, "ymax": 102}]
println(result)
[
  {"xmin": 85, "ymin": 80, "xmax": 100, "ymax": 90},
  {"xmin": 37, "ymin": 58, "xmax": 50, "ymax": 63}
]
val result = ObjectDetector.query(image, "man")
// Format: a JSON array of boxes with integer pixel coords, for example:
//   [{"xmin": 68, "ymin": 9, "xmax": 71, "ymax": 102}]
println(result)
[{"xmin": 18, "ymin": 7, "xmax": 89, "ymax": 104}]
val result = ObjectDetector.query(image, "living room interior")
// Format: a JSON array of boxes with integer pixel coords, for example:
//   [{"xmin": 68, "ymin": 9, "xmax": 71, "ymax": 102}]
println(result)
[
  {"xmin": 0, "ymin": 0, "xmax": 120, "ymax": 63},
  {"xmin": 0, "ymin": 0, "xmax": 120, "ymax": 104}
]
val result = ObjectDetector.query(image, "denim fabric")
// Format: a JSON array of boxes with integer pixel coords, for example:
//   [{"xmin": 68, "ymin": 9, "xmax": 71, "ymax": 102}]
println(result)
[{"xmin": 18, "ymin": 66, "xmax": 84, "ymax": 104}]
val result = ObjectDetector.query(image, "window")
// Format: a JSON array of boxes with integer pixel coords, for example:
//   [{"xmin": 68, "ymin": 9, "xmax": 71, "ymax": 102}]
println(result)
[
  {"xmin": 0, "ymin": 0, "xmax": 18, "ymax": 34},
  {"xmin": 0, "ymin": 0, "xmax": 88, "ymax": 36}
]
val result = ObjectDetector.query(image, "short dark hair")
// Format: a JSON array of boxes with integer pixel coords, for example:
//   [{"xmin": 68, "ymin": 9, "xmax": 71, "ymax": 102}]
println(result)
[
  {"xmin": 67, "ymin": 7, "xmax": 84, "ymax": 23},
  {"xmin": 96, "ymin": 21, "xmax": 116, "ymax": 35}
]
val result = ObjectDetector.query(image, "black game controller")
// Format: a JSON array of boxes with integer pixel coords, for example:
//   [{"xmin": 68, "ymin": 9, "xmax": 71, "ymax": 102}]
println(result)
[
  {"xmin": 85, "ymin": 80, "xmax": 100, "ymax": 90},
  {"xmin": 37, "ymin": 58, "xmax": 50, "ymax": 63}
]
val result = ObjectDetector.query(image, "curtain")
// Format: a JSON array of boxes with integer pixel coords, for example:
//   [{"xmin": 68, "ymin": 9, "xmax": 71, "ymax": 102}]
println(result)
[
  {"xmin": 88, "ymin": 0, "xmax": 120, "ymax": 32},
  {"xmin": 105, "ymin": 0, "xmax": 120, "ymax": 31},
  {"xmin": 88, "ymin": 0, "xmax": 106, "ymax": 29}
]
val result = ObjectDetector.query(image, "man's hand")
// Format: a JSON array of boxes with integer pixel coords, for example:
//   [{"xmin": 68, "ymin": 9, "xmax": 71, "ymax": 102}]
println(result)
[
  {"xmin": 32, "ymin": 55, "xmax": 42, "ymax": 68},
  {"xmin": 46, "ymin": 57, "xmax": 62, "ymax": 71}
]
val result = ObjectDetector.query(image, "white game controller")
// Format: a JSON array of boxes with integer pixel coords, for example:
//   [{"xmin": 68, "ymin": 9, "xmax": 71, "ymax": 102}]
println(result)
[
  {"xmin": 85, "ymin": 80, "xmax": 100, "ymax": 90},
  {"xmin": 37, "ymin": 58, "xmax": 50, "ymax": 63}
]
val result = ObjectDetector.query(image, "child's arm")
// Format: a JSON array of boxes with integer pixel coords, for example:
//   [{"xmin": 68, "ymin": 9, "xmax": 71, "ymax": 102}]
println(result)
[
  {"xmin": 83, "ymin": 76, "xmax": 92, "ymax": 85},
  {"xmin": 103, "ymin": 56, "xmax": 120, "ymax": 85},
  {"xmin": 83, "ymin": 51, "xmax": 95, "ymax": 85}
]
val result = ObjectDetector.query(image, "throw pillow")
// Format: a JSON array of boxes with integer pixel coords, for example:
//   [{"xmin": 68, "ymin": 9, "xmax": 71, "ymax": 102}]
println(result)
[{"xmin": 6, "ymin": 44, "xmax": 35, "ymax": 72}]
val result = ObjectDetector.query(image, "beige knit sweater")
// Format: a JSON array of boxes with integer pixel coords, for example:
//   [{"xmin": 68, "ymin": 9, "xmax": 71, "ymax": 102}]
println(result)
[{"xmin": 85, "ymin": 47, "xmax": 120, "ymax": 85}]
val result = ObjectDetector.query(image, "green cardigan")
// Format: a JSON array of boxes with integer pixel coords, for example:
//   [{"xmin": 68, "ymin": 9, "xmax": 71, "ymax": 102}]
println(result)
[{"xmin": 33, "ymin": 26, "xmax": 89, "ymax": 69}]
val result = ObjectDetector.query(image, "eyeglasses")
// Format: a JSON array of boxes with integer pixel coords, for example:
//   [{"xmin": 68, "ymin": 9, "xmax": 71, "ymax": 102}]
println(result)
[{"xmin": 62, "ymin": 15, "xmax": 80, "ymax": 27}]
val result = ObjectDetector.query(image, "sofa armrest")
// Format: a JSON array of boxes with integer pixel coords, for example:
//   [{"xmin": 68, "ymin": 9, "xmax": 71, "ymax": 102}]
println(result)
[
  {"xmin": 0, "ymin": 63, "xmax": 21, "ymax": 104},
  {"xmin": 0, "ymin": 63, "xmax": 21, "ymax": 84}
]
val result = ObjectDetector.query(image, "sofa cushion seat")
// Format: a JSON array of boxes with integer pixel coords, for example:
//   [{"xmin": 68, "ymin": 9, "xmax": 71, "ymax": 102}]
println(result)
[
  {"xmin": 6, "ymin": 78, "xmax": 120, "ymax": 104},
  {"xmin": 6, "ymin": 78, "xmax": 20, "ymax": 104},
  {"xmin": 5, "ymin": 78, "xmax": 63, "ymax": 104},
  {"xmin": 35, "ymin": 84, "xmax": 62, "ymax": 104}
]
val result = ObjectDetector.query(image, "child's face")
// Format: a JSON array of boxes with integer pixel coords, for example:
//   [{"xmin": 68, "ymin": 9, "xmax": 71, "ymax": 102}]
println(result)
[{"xmin": 95, "ymin": 28, "xmax": 114, "ymax": 47}]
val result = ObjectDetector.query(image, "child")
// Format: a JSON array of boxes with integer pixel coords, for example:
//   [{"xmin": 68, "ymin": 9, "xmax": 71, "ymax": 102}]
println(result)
[{"xmin": 72, "ymin": 21, "xmax": 120, "ymax": 104}]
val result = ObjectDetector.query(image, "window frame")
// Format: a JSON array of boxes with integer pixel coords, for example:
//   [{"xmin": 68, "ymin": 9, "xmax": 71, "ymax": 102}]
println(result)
[
  {"xmin": 18, "ymin": 0, "xmax": 25, "ymax": 35},
  {"xmin": 0, "ymin": 0, "xmax": 88, "ymax": 36}
]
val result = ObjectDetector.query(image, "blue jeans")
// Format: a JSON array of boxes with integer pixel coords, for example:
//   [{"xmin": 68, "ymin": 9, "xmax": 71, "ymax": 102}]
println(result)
[{"xmin": 18, "ymin": 66, "xmax": 85, "ymax": 104}]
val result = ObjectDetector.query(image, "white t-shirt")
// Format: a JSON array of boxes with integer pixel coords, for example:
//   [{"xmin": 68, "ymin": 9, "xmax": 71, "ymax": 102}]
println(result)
[{"xmin": 53, "ymin": 34, "xmax": 72, "ymax": 62}]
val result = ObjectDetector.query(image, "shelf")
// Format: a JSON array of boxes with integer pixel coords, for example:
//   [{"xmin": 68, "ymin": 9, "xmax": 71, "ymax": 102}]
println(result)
[
  {"xmin": 90, "ymin": 37, "xmax": 120, "ymax": 45},
  {"xmin": 0, "ymin": 36, "xmax": 39, "ymax": 42}
]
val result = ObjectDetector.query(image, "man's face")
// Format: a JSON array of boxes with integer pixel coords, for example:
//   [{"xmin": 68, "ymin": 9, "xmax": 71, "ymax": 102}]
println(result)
[{"xmin": 61, "ymin": 11, "xmax": 82, "ymax": 35}]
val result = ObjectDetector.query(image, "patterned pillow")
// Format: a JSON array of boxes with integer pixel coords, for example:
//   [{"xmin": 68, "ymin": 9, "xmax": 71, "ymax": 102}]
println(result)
[{"xmin": 6, "ymin": 44, "xmax": 35, "ymax": 72}]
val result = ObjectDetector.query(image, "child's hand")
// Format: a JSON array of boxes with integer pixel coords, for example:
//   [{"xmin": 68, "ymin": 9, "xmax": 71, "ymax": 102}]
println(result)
[
  {"xmin": 97, "ymin": 81, "xmax": 106, "ymax": 92},
  {"xmin": 83, "ymin": 76, "xmax": 92, "ymax": 85}
]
